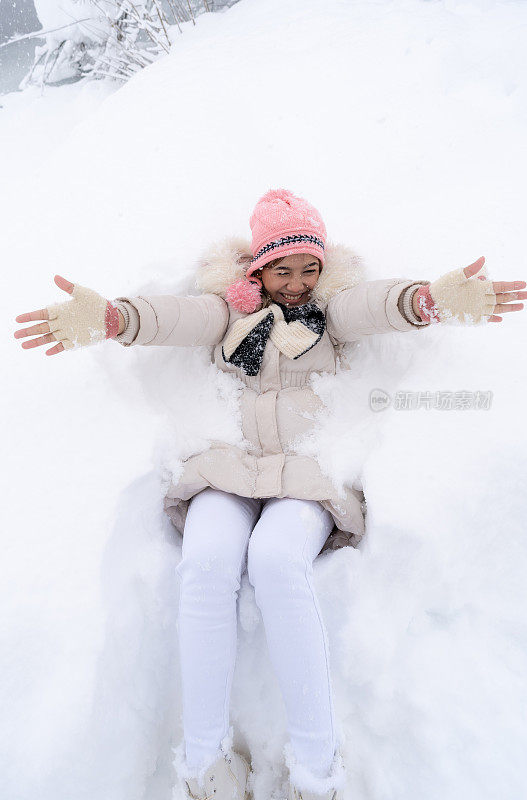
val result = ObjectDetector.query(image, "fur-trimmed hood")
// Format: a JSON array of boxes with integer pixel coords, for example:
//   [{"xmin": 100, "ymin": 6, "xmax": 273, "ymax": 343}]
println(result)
[{"xmin": 195, "ymin": 236, "xmax": 366, "ymax": 308}]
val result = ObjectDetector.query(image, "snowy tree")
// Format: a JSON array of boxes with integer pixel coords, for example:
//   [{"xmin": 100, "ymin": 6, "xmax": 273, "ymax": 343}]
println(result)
[{"xmin": 13, "ymin": 0, "xmax": 240, "ymax": 89}]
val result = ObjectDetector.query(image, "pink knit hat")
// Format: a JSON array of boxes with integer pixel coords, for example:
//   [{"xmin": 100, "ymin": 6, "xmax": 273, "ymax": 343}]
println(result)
[{"xmin": 225, "ymin": 188, "xmax": 327, "ymax": 314}]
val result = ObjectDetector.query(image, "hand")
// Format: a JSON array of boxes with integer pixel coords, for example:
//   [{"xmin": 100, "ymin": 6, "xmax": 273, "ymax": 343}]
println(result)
[
  {"xmin": 464, "ymin": 256, "xmax": 526, "ymax": 322},
  {"xmin": 413, "ymin": 257, "xmax": 526, "ymax": 324},
  {"xmin": 14, "ymin": 275, "xmax": 120, "ymax": 356}
]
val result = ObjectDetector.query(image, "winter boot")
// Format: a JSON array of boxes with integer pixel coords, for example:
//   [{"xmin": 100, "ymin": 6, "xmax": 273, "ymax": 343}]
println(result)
[
  {"xmin": 183, "ymin": 750, "xmax": 251, "ymax": 800},
  {"xmin": 288, "ymin": 786, "xmax": 338, "ymax": 800},
  {"xmin": 286, "ymin": 743, "xmax": 344, "ymax": 800}
]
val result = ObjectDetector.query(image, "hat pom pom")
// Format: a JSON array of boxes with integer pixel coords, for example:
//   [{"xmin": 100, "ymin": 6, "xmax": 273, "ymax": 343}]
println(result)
[
  {"xmin": 264, "ymin": 188, "xmax": 295, "ymax": 204},
  {"xmin": 225, "ymin": 279, "xmax": 262, "ymax": 314}
]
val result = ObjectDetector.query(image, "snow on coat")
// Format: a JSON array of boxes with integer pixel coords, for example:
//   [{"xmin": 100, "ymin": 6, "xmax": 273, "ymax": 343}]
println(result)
[{"xmin": 114, "ymin": 236, "xmax": 428, "ymax": 554}]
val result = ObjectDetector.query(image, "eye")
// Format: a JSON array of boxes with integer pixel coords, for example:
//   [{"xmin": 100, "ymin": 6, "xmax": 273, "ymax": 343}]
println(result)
[{"xmin": 276, "ymin": 270, "xmax": 317, "ymax": 276}]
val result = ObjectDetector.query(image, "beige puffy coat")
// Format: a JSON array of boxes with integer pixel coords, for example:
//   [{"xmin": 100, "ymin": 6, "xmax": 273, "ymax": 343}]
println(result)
[{"xmin": 114, "ymin": 237, "xmax": 430, "ymax": 553}]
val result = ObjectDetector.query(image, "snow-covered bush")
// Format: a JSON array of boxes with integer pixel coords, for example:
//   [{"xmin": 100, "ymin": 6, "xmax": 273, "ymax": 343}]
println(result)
[{"xmin": 21, "ymin": 0, "xmax": 240, "ymax": 88}]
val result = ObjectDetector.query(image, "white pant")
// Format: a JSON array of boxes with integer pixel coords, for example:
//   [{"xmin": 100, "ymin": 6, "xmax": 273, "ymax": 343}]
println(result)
[{"xmin": 176, "ymin": 487, "xmax": 340, "ymax": 789}]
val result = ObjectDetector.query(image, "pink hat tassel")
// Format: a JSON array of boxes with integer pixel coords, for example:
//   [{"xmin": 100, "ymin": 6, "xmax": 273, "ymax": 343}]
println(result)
[{"xmin": 224, "ymin": 276, "xmax": 263, "ymax": 314}]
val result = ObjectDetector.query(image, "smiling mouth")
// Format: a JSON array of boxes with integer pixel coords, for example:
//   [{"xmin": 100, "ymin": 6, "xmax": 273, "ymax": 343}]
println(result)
[{"xmin": 280, "ymin": 291, "xmax": 306, "ymax": 301}]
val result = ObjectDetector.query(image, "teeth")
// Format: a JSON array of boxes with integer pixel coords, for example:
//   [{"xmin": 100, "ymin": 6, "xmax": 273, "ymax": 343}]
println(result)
[{"xmin": 282, "ymin": 293, "xmax": 303, "ymax": 299}]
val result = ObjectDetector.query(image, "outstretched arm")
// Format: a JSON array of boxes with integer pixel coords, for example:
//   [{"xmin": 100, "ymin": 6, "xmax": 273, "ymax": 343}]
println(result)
[
  {"xmin": 326, "ymin": 277, "xmax": 432, "ymax": 344},
  {"xmin": 14, "ymin": 275, "xmax": 230, "ymax": 355},
  {"xmin": 113, "ymin": 292, "xmax": 229, "ymax": 347},
  {"xmin": 326, "ymin": 257, "xmax": 526, "ymax": 344}
]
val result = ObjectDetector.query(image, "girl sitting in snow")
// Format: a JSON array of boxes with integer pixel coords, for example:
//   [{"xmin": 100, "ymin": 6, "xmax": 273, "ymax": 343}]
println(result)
[{"xmin": 14, "ymin": 189, "xmax": 526, "ymax": 800}]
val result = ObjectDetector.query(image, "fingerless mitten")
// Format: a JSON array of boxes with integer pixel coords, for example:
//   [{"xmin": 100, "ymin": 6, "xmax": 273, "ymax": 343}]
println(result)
[
  {"xmin": 47, "ymin": 284, "xmax": 120, "ymax": 350},
  {"xmin": 414, "ymin": 266, "xmax": 496, "ymax": 325}
]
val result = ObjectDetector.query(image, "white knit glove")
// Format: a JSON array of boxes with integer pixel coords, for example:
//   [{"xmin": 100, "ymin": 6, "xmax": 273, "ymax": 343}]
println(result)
[
  {"xmin": 47, "ymin": 283, "xmax": 120, "ymax": 350},
  {"xmin": 414, "ymin": 265, "xmax": 496, "ymax": 324}
]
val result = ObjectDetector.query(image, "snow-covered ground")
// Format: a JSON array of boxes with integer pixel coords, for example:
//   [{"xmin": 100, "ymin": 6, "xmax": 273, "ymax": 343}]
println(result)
[{"xmin": 2, "ymin": 1, "xmax": 527, "ymax": 799}]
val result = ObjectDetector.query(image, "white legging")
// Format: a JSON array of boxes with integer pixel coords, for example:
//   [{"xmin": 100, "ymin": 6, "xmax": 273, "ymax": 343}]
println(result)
[{"xmin": 176, "ymin": 486, "xmax": 340, "ymax": 790}]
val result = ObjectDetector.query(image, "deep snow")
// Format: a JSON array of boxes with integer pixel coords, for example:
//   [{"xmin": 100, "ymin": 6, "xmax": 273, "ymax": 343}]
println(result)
[{"xmin": 2, "ymin": 1, "xmax": 527, "ymax": 799}]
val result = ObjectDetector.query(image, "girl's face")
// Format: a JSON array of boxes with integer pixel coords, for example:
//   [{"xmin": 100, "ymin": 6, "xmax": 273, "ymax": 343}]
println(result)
[{"xmin": 259, "ymin": 253, "xmax": 321, "ymax": 307}]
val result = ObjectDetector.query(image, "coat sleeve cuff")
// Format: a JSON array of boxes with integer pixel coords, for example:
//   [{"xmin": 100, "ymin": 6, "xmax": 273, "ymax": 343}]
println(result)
[
  {"xmin": 112, "ymin": 299, "xmax": 140, "ymax": 346},
  {"xmin": 389, "ymin": 280, "xmax": 431, "ymax": 330},
  {"xmin": 397, "ymin": 282, "xmax": 432, "ymax": 327}
]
